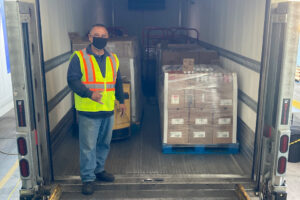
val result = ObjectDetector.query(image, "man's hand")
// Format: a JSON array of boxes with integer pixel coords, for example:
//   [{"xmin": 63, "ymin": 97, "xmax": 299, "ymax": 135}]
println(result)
[
  {"xmin": 91, "ymin": 91, "xmax": 103, "ymax": 104},
  {"xmin": 119, "ymin": 104, "xmax": 126, "ymax": 117}
]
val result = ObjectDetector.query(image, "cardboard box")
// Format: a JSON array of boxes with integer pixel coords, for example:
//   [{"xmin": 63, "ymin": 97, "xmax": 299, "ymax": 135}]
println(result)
[
  {"xmin": 213, "ymin": 125, "xmax": 233, "ymax": 144},
  {"xmin": 184, "ymin": 89, "xmax": 195, "ymax": 108},
  {"xmin": 189, "ymin": 108, "xmax": 213, "ymax": 126},
  {"xmin": 194, "ymin": 88, "xmax": 233, "ymax": 110},
  {"xmin": 182, "ymin": 58, "xmax": 195, "ymax": 72},
  {"xmin": 191, "ymin": 73, "xmax": 215, "ymax": 88},
  {"xmin": 213, "ymin": 111, "xmax": 233, "ymax": 126},
  {"xmin": 113, "ymin": 83, "xmax": 131, "ymax": 130},
  {"xmin": 189, "ymin": 126, "xmax": 213, "ymax": 144},
  {"xmin": 214, "ymin": 91, "xmax": 234, "ymax": 110},
  {"xmin": 194, "ymin": 90, "xmax": 214, "ymax": 109},
  {"xmin": 168, "ymin": 109, "xmax": 189, "ymax": 128},
  {"xmin": 168, "ymin": 90, "xmax": 185, "ymax": 109},
  {"xmin": 167, "ymin": 74, "xmax": 188, "ymax": 109},
  {"xmin": 160, "ymin": 65, "xmax": 238, "ymax": 145},
  {"xmin": 168, "ymin": 74, "xmax": 188, "ymax": 87},
  {"xmin": 217, "ymin": 74, "xmax": 234, "ymax": 91},
  {"xmin": 167, "ymin": 126, "xmax": 189, "ymax": 144}
]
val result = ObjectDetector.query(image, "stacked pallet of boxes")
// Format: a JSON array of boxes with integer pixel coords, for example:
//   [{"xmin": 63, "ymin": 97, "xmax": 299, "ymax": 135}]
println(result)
[
  {"xmin": 70, "ymin": 34, "xmax": 143, "ymax": 127},
  {"xmin": 159, "ymin": 64, "xmax": 237, "ymax": 145},
  {"xmin": 156, "ymin": 44, "xmax": 219, "ymax": 105}
]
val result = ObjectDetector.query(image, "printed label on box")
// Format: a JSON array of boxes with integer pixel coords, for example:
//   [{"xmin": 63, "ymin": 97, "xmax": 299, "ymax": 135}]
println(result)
[
  {"xmin": 220, "ymin": 99, "xmax": 232, "ymax": 106},
  {"xmin": 195, "ymin": 118, "xmax": 208, "ymax": 125},
  {"xmin": 218, "ymin": 118, "xmax": 231, "ymax": 125},
  {"xmin": 170, "ymin": 132, "xmax": 182, "ymax": 138},
  {"xmin": 171, "ymin": 95, "xmax": 180, "ymax": 104},
  {"xmin": 217, "ymin": 131, "xmax": 230, "ymax": 138},
  {"xmin": 193, "ymin": 132, "xmax": 206, "ymax": 138},
  {"xmin": 171, "ymin": 118, "xmax": 184, "ymax": 125}
]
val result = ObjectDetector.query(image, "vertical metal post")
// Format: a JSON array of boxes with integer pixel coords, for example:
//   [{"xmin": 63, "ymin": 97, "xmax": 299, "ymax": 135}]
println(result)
[
  {"xmin": 254, "ymin": 1, "xmax": 300, "ymax": 199},
  {"xmin": 35, "ymin": 0, "xmax": 53, "ymax": 183},
  {"xmin": 253, "ymin": 0, "xmax": 272, "ymax": 188}
]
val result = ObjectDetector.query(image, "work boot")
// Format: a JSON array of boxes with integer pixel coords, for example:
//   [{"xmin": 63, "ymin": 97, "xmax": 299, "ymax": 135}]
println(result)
[
  {"xmin": 95, "ymin": 171, "xmax": 115, "ymax": 182},
  {"xmin": 82, "ymin": 181, "xmax": 95, "ymax": 195}
]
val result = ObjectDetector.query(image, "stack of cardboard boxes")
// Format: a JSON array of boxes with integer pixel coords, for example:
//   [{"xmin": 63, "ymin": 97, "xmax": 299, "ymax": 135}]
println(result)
[
  {"xmin": 160, "ymin": 65, "xmax": 237, "ymax": 145},
  {"xmin": 156, "ymin": 44, "xmax": 219, "ymax": 99}
]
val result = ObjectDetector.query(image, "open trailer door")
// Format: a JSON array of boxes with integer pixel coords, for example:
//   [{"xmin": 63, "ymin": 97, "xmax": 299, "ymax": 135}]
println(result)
[
  {"xmin": 254, "ymin": 1, "xmax": 300, "ymax": 199},
  {"xmin": 5, "ymin": 1, "xmax": 54, "ymax": 199},
  {"xmin": 4, "ymin": 0, "xmax": 300, "ymax": 199}
]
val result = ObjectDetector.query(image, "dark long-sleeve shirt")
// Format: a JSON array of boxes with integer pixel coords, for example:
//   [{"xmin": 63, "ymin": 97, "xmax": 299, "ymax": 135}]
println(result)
[{"xmin": 67, "ymin": 44, "xmax": 124, "ymax": 118}]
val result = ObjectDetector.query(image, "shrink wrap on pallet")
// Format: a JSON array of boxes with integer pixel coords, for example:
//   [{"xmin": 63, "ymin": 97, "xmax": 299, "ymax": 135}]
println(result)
[{"xmin": 158, "ymin": 64, "xmax": 238, "ymax": 145}]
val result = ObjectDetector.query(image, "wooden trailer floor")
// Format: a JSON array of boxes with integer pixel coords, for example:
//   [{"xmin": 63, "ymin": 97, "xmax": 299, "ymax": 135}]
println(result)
[{"xmin": 52, "ymin": 103, "xmax": 252, "ymax": 179}]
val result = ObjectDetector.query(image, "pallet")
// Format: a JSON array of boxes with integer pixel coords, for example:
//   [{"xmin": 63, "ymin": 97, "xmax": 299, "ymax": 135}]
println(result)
[{"xmin": 162, "ymin": 143, "xmax": 239, "ymax": 154}]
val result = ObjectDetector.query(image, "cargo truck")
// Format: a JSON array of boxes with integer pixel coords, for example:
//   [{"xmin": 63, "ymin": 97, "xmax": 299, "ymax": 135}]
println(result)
[{"xmin": 3, "ymin": 0, "xmax": 300, "ymax": 199}]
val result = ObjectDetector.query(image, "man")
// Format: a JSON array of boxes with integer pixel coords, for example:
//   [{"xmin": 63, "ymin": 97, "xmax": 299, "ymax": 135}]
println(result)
[{"xmin": 67, "ymin": 24, "xmax": 125, "ymax": 195}]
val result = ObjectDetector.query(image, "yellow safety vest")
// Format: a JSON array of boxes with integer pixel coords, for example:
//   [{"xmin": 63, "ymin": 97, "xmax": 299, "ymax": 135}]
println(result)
[{"xmin": 71, "ymin": 48, "xmax": 119, "ymax": 112}]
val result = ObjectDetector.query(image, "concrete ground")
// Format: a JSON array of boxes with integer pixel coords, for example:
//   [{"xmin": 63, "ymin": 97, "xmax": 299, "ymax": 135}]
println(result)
[
  {"xmin": 288, "ymin": 82, "xmax": 300, "ymax": 200},
  {"xmin": 0, "ymin": 82, "xmax": 300, "ymax": 200},
  {"xmin": 0, "ymin": 109, "xmax": 20, "ymax": 200},
  {"xmin": 286, "ymin": 162, "xmax": 300, "ymax": 200}
]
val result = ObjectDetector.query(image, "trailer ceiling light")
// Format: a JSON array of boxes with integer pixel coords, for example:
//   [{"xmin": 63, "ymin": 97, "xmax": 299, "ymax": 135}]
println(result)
[{"xmin": 17, "ymin": 137, "xmax": 27, "ymax": 156}]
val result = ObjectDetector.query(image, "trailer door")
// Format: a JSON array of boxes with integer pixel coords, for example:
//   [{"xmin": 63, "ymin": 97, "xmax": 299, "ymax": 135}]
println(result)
[
  {"xmin": 255, "ymin": 1, "xmax": 300, "ymax": 199},
  {"xmin": 5, "ymin": 1, "xmax": 53, "ymax": 198}
]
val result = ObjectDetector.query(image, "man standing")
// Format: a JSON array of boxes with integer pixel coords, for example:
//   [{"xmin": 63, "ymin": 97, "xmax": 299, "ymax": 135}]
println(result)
[{"xmin": 67, "ymin": 24, "xmax": 125, "ymax": 195}]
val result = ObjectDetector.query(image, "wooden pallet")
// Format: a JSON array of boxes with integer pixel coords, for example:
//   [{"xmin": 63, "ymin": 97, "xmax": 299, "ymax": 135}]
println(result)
[{"xmin": 162, "ymin": 143, "xmax": 239, "ymax": 154}]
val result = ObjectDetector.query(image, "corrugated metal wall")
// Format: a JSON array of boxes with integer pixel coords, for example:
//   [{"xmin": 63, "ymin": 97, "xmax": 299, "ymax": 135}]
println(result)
[
  {"xmin": 39, "ymin": 0, "xmax": 112, "ymax": 132},
  {"xmin": 186, "ymin": 0, "xmax": 266, "ymax": 161}
]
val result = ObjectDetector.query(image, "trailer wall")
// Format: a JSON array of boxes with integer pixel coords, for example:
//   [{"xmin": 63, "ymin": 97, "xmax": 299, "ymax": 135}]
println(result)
[
  {"xmin": 38, "ymin": 0, "xmax": 112, "ymax": 141},
  {"xmin": 186, "ymin": 0, "xmax": 266, "ymax": 162}
]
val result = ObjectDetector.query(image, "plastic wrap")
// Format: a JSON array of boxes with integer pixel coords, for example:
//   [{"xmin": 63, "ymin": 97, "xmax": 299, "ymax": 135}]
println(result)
[
  {"xmin": 159, "ymin": 64, "xmax": 238, "ymax": 145},
  {"xmin": 155, "ymin": 43, "xmax": 219, "ymax": 98},
  {"xmin": 106, "ymin": 37, "xmax": 143, "ymax": 125}
]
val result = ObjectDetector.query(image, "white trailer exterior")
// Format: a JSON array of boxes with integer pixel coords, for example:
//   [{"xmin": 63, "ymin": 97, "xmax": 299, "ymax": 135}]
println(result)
[{"xmin": 3, "ymin": 0, "xmax": 300, "ymax": 199}]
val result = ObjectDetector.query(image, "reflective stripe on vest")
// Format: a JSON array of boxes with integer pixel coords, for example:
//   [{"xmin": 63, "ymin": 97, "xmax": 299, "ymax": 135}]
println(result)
[
  {"xmin": 72, "ymin": 48, "xmax": 119, "ymax": 112},
  {"xmin": 80, "ymin": 49, "xmax": 117, "ymax": 85}
]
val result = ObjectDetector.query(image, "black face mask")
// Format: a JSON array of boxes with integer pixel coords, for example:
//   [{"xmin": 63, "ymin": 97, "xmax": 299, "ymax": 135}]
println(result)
[{"xmin": 92, "ymin": 37, "xmax": 108, "ymax": 50}]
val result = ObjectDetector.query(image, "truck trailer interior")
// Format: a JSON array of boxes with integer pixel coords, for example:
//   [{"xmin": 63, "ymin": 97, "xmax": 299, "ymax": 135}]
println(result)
[
  {"xmin": 45, "ymin": 1, "xmax": 265, "ymax": 198},
  {"xmin": 48, "ymin": 0, "xmax": 263, "ymax": 181},
  {"xmin": 4, "ymin": 0, "xmax": 300, "ymax": 199}
]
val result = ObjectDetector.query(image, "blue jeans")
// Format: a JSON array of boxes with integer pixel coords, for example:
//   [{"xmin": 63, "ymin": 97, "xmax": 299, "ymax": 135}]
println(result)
[{"xmin": 78, "ymin": 114, "xmax": 114, "ymax": 182}]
